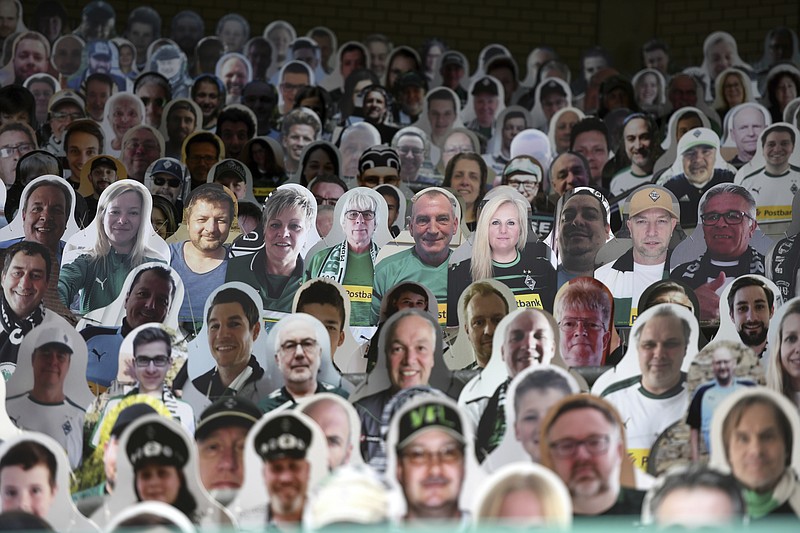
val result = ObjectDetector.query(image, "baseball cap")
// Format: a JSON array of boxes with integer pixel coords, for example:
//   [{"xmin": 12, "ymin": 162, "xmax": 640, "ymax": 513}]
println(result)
[
  {"xmin": 628, "ymin": 187, "xmax": 678, "ymax": 219},
  {"xmin": 214, "ymin": 159, "xmax": 246, "ymax": 183},
  {"xmin": 195, "ymin": 397, "xmax": 262, "ymax": 441},
  {"xmin": 440, "ymin": 52, "xmax": 464, "ymax": 69},
  {"xmin": 91, "ymin": 156, "xmax": 117, "ymax": 172},
  {"xmin": 48, "ymin": 90, "xmax": 85, "ymax": 112},
  {"xmin": 679, "ymin": 127, "xmax": 719, "ymax": 154},
  {"xmin": 397, "ymin": 71, "xmax": 427, "ymax": 91},
  {"xmin": 254, "ymin": 414, "xmax": 312, "ymax": 461},
  {"xmin": 396, "ymin": 400, "xmax": 465, "ymax": 450},
  {"xmin": 110, "ymin": 403, "xmax": 158, "ymax": 438},
  {"xmin": 503, "ymin": 156, "xmax": 544, "ymax": 180},
  {"xmin": 471, "ymin": 76, "xmax": 498, "ymax": 96},
  {"xmin": 34, "ymin": 327, "xmax": 74, "ymax": 354},
  {"xmin": 358, "ymin": 145, "xmax": 400, "ymax": 175},
  {"xmin": 150, "ymin": 158, "xmax": 183, "ymax": 181},
  {"xmin": 88, "ymin": 41, "xmax": 113, "ymax": 59}
]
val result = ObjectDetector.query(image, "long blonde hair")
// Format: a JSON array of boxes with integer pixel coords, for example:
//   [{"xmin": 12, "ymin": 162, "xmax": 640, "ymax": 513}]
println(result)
[
  {"xmin": 90, "ymin": 180, "xmax": 152, "ymax": 268},
  {"xmin": 767, "ymin": 300, "xmax": 800, "ymax": 399},
  {"xmin": 470, "ymin": 194, "xmax": 529, "ymax": 281}
]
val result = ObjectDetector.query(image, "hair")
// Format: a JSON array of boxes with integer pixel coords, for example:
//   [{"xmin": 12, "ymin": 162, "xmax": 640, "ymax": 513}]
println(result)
[
  {"xmin": 281, "ymin": 107, "xmax": 322, "ymax": 138},
  {"xmin": 648, "ymin": 465, "xmax": 744, "ymax": 520},
  {"xmin": 726, "ymin": 276, "xmax": 774, "ymax": 313},
  {"xmin": 297, "ymin": 280, "xmax": 346, "ymax": 330},
  {"xmin": 0, "ymin": 440, "xmax": 57, "ymax": 488},
  {"xmin": 699, "ymin": 184, "xmax": 756, "ymax": 220},
  {"xmin": 191, "ymin": 74, "xmax": 225, "ymax": 100},
  {"xmin": 128, "ymin": 264, "xmax": 177, "ymax": 304},
  {"xmin": 470, "ymin": 194, "xmax": 529, "ymax": 281},
  {"xmin": 546, "ymin": 395, "xmax": 620, "ymax": 443},
  {"xmin": 301, "ymin": 142, "xmax": 340, "ymax": 185},
  {"xmin": 569, "ymin": 116, "xmax": 609, "ymax": 150},
  {"xmin": 340, "ymin": 68, "xmax": 378, "ymax": 119},
  {"xmin": 722, "ymin": 394, "xmax": 793, "ymax": 465},
  {"xmin": 185, "ymin": 182, "xmax": 235, "ymax": 221},
  {"xmin": 513, "ymin": 369, "xmax": 573, "ymax": 417},
  {"xmin": 0, "ymin": 86, "xmax": 35, "ymax": 126},
  {"xmin": 16, "ymin": 151, "xmax": 62, "ymax": 186},
  {"xmin": 23, "ymin": 177, "xmax": 72, "ymax": 220},
  {"xmin": 339, "ymin": 189, "xmax": 381, "ymax": 229},
  {"xmin": 184, "ymin": 131, "xmax": 223, "ymax": 159},
  {"xmin": 768, "ymin": 300, "xmax": 800, "ymax": 397},
  {"xmin": 132, "ymin": 326, "xmax": 173, "ymax": 358},
  {"xmin": 262, "ymin": 186, "xmax": 315, "ymax": 231},
  {"xmin": 443, "ymin": 152, "xmax": 487, "ymax": 221},
  {"xmin": 476, "ymin": 469, "xmax": 571, "ymax": 526},
  {"xmin": 762, "ymin": 123, "xmax": 796, "ymax": 147},
  {"xmin": 554, "ymin": 277, "xmax": 612, "ymax": 326},
  {"xmin": 85, "ymin": 71, "xmax": 114, "ymax": 94},
  {"xmin": 2, "ymin": 241, "xmax": 52, "ymax": 282},
  {"xmin": 643, "ymin": 38, "xmax": 669, "ymax": 55},
  {"xmin": 64, "ymin": 119, "xmax": 104, "ymax": 152},
  {"xmin": 91, "ymin": 182, "xmax": 149, "ymax": 266},
  {"xmin": 382, "ymin": 308, "xmax": 437, "ymax": 359},
  {"xmin": 0, "ymin": 122, "xmax": 35, "ymax": 147},
  {"xmin": 713, "ymin": 69, "xmax": 752, "ymax": 111},
  {"xmin": 461, "ymin": 281, "xmax": 508, "ymax": 323},
  {"xmin": 127, "ymin": 6, "xmax": 161, "ymax": 36},
  {"xmin": 216, "ymin": 13, "xmax": 249, "ymax": 40},
  {"xmin": 134, "ymin": 72, "xmax": 173, "ymax": 101},
  {"xmin": 151, "ymin": 194, "xmax": 178, "ymax": 238},
  {"xmin": 309, "ymin": 174, "xmax": 347, "ymax": 195},
  {"xmin": 293, "ymin": 85, "xmax": 330, "ymax": 125},
  {"xmin": 207, "ymin": 287, "xmax": 259, "ymax": 328},
  {"xmin": 217, "ymin": 106, "xmax": 256, "ymax": 139},
  {"xmin": 767, "ymin": 69, "xmax": 800, "ymax": 110},
  {"xmin": 633, "ymin": 305, "xmax": 692, "ymax": 346},
  {"xmin": 133, "ymin": 462, "xmax": 196, "ymax": 518},
  {"xmin": 387, "ymin": 282, "xmax": 428, "ymax": 316}
]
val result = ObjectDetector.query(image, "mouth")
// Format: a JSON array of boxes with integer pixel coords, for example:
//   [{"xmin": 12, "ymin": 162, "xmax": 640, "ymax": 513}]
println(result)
[{"xmin": 215, "ymin": 344, "xmax": 237, "ymax": 353}]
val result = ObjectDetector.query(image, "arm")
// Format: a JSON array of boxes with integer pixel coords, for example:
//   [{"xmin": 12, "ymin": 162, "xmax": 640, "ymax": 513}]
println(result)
[
  {"xmin": 690, "ymin": 428, "xmax": 700, "ymax": 462},
  {"xmin": 58, "ymin": 254, "xmax": 91, "ymax": 308}
]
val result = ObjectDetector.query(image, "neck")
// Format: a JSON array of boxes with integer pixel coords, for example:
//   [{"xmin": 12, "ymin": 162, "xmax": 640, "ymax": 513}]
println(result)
[
  {"xmin": 183, "ymin": 240, "xmax": 226, "ymax": 266},
  {"xmin": 113, "ymin": 243, "xmax": 134, "ymax": 255},
  {"xmin": 141, "ymin": 387, "xmax": 162, "ymax": 398},
  {"xmin": 767, "ymin": 163, "xmax": 789, "ymax": 175},
  {"xmin": 562, "ymin": 254, "xmax": 595, "ymax": 277},
  {"xmin": 573, "ymin": 486, "xmax": 620, "ymax": 515},
  {"xmin": 349, "ymin": 241, "xmax": 370, "ymax": 254},
  {"xmin": 493, "ymin": 248, "xmax": 517, "ymax": 263},
  {"xmin": 266, "ymin": 255, "xmax": 298, "ymax": 276},
  {"xmin": 415, "ymin": 245, "xmax": 449, "ymax": 267},
  {"xmin": 464, "ymin": 203, "xmax": 475, "ymax": 223},
  {"xmin": 286, "ymin": 380, "xmax": 317, "ymax": 398},
  {"xmin": 633, "ymin": 251, "xmax": 667, "ymax": 266},
  {"xmin": 271, "ymin": 504, "xmax": 304, "ymax": 525},
  {"xmin": 30, "ymin": 387, "xmax": 65, "ymax": 404},
  {"xmin": 217, "ymin": 361, "xmax": 249, "ymax": 388},
  {"xmin": 740, "ymin": 150, "xmax": 755, "ymax": 163},
  {"xmin": 751, "ymin": 340, "xmax": 768, "ymax": 357}
]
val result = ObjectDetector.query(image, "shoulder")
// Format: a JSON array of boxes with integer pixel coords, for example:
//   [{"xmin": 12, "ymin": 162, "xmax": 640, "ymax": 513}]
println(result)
[{"xmin": 600, "ymin": 375, "xmax": 642, "ymax": 397}]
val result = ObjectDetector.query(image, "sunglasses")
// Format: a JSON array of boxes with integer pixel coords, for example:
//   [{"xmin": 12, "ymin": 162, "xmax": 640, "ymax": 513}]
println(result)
[{"xmin": 154, "ymin": 176, "xmax": 182, "ymax": 187}]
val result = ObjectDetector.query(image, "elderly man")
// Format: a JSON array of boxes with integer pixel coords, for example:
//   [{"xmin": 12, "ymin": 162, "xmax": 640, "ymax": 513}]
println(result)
[
  {"xmin": 6, "ymin": 327, "xmax": 85, "ymax": 469},
  {"xmin": 727, "ymin": 104, "xmax": 768, "ymax": 169},
  {"xmin": 556, "ymin": 188, "xmax": 611, "ymax": 286},
  {"xmin": 393, "ymin": 399, "xmax": 468, "ymax": 523},
  {"xmin": 461, "ymin": 281, "xmax": 508, "ymax": 369},
  {"xmin": 595, "ymin": 186, "xmax": 679, "ymax": 325},
  {"xmin": 670, "ymin": 184, "xmax": 763, "ymax": 322},
  {"xmin": 195, "ymin": 396, "xmax": 261, "ymax": 502},
  {"xmin": 371, "ymin": 187, "xmax": 458, "ymax": 325},
  {"xmin": 609, "ymin": 114, "xmax": 659, "ymax": 196},
  {"xmin": 554, "ymin": 278, "xmax": 612, "ymax": 367},
  {"xmin": 739, "ymin": 124, "xmax": 800, "ymax": 226},
  {"xmin": 301, "ymin": 396, "xmax": 354, "ymax": 469},
  {"xmin": 663, "ymin": 128, "xmax": 736, "ymax": 228},
  {"xmin": 550, "ymin": 151, "xmax": 592, "ymax": 198},
  {"xmin": 727, "ymin": 276, "xmax": 774, "ymax": 358},
  {"xmin": 601, "ymin": 305, "xmax": 692, "ymax": 471},
  {"xmin": 121, "ymin": 125, "xmax": 163, "ymax": 183},
  {"xmin": 687, "ymin": 341, "xmax": 755, "ymax": 461},
  {"xmin": 541, "ymin": 395, "xmax": 645, "ymax": 516},
  {"xmin": 260, "ymin": 315, "xmax": 347, "ymax": 412}
]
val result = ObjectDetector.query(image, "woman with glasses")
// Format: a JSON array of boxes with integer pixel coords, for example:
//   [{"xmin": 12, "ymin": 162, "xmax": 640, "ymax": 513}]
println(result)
[{"xmin": 305, "ymin": 188, "xmax": 384, "ymax": 326}]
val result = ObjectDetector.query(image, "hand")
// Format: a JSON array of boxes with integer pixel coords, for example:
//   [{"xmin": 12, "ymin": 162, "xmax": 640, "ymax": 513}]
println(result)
[{"xmin": 695, "ymin": 272, "xmax": 726, "ymax": 322}]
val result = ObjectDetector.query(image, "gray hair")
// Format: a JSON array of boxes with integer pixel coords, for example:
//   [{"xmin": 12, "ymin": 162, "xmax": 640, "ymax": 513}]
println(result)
[{"xmin": 698, "ymin": 184, "xmax": 756, "ymax": 220}]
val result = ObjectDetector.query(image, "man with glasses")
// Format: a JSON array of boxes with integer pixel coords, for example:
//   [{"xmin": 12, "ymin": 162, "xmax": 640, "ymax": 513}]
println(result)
[
  {"xmin": 0, "ymin": 122, "xmax": 36, "ymax": 189},
  {"xmin": 134, "ymin": 72, "xmax": 172, "ymax": 129},
  {"xmin": 392, "ymin": 128, "xmax": 429, "ymax": 187},
  {"xmin": 260, "ymin": 315, "xmax": 347, "ymax": 413},
  {"xmin": 554, "ymin": 278, "xmax": 612, "ymax": 367},
  {"xmin": 43, "ymin": 90, "xmax": 85, "ymax": 156},
  {"xmin": 184, "ymin": 131, "xmax": 224, "ymax": 189},
  {"xmin": 670, "ymin": 184, "xmax": 763, "ymax": 322},
  {"xmin": 121, "ymin": 125, "xmax": 164, "ymax": 183},
  {"xmin": 309, "ymin": 175, "xmax": 347, "ymax": 207},
  {"xmin": 393, "ymin": 399, "xmax": 467, "ymax": 523},
  {"xmin": 541, "ymin": 395, "xmax": 645, "ymax": 517}
]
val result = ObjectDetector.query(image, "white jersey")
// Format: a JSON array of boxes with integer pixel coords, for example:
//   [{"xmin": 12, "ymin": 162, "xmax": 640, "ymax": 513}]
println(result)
[
  {"xmin": 601, "ymin": 374, "xmax": 688, "ymax": 472},
  {"xmin": 6, "ymin": 393, "xmax": 86, "ymax": 469},
  {"xmin": 610, "ymin": 167, "xmax": 654, "ymax": 197},
  {"xmin": 738, "ymin": 165, "xmax": 800, "ymax": 224}
]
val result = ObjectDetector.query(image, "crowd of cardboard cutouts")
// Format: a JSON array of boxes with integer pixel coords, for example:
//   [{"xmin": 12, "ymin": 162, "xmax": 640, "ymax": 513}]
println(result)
[{"xmin": 3, "ymin": 1, "xmax": 800, "ymax": 530}]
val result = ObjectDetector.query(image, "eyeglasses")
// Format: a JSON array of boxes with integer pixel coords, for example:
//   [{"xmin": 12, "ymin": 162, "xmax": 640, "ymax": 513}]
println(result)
[
  {"xmin": 280, "ymin": 82, "xmax": 306, "ymax": 92},
  {"xmin": 700, "ymin": 210, "xmax": 753, "ymax": 226},
  {"xmin": 508, "ymin": 177, "xmax": 540, "ymax": 190},
  {"xmin": 314, "ymin": 195, "xmax": 339, "ymax": 206},
  {"xmin": 443, "ymin": 145, "xmax": 472, "ymax": 155},
  {"xmin": 279, "ymin": 339, "xmax": 319, "ymax": 356},
  {"xmin": 140, "ymin": 97, "xmax": 167, "ymax": 108},
  {"xmin": 154, "ymin": 176, "xmax": 182, "ymax": 187},
  {"xmin": 124, "ymin": 140, "xmax": 159, "ymax": 152},
  {"xmin": 397, "ymin": 146, "xmax": 424, "ymax": 156},
  {"xmin": 549, "ymin": 435, "xmax": 611, "ymax": 459},
  {"xmin": 134, "ymin": 355, "xmax": 170, "ymax": 368},
  {"xmin": 345, "ymin": 210, "xmax": 375, "ymax": 221},
  {"xmin": 400, "ymin": 444, "xmax": 464, "ymax": 466},
  {"xmin": 0, "ymin": 143, "xmax": 34, "ymax": 158},
  {"xmin": 51, "ymin": 111, "xmax": 84, "ymax": 120},
  {"xmin": 188, "ymin": 155, "xmax": 218, "ymax": 165},
  {"xmin": 558, "ymin": 318, "xmax": 606, "ymax": 332}
]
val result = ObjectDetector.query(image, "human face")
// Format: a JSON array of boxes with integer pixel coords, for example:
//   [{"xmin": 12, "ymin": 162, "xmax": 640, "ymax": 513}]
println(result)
[
  {"xmin": 367, "ymin": 41, "xmax": 389, "ymax": 78},
  {"xmin": 312, "ymin": 34, "xmax": 332, "ymax": 67},
  {"xmin": 27, "ymin": 80, "xmax": 52, "ymax": 122},
  {"xmin": 221, "ymin": 58, "xmax": 247, "ymax": 97},
  {"xmin": 22, "ymin": 185, "xmax": 68, "ymax": 251},
  {"xmin": 551, "ymin": 153, "xmax": 590, "ymax": 195},
  {"xmin": 780, "ymin": 313, "xmax": 800, "ymax": 386},
  {"xmin": 167, "ymin": 108, "xmax": 196, "ymax": 145},
  {"xmin": 541, "ymin": 93, "xmax": 567, "ymax": 122},
  {"xmin": 276, "ymin": 320, "xmax": 322, "ymax": 385},
  {"xmin": 32, "ymin": 346, "xmax": 70, "ymax": 390},
  {"xmin": 133, "ymin": 340, "xmax": 171, "ymax": 393},
  {"xmin": 775, "ymin": 75, "xmax": 798, "ymax": 109},
  {"xmin": 554, "ymin": 112, "xmax": 578, "ymax": 153},
  {"xmin": 655, "ymin": 487, "xmax": 737, "ymax": 529},
  {"xmin": 0, "ymin": 130, "xmax": 33, "ymax": 187},
  {"xmin": 732, "ymin": 285, "xmax": 772, "ymax": 348},
  {"xmin": 123, "ymin": 129, "xmax": 161, "ymax": 180},
  {"xmin": 136, "ymin": 463, "xmax": 180, "ymax": 505},
  {"xmin": 65, "ymin": 131, "xmax": 100, "ymax": 177},
  {"xmin": 397, "ymin": 135, "xmax": 425, "ymax": 179},
  {"xmin": 572, "ymin": 131, "xmax": 608, "ymax": 180},
  {"xmin": 111, "ymin": 98, "xmax": 142, "ymax": 140},
  {"xmin": 711, "ymin": 347, "xmax": 736, "ymax": 386},
  {"xmin": 137, "ymin": 84, "xmax": 168, "ymax": 129},
  {"xmin": 424, "ymin": 45, "xmax": 442, "ymax": 73},
  {"xmin": 450, "ymin": 158, "xmax": 481, "ymax": 208},
  {"xmin": 731, "ymin": 108, "xmax": 766, "ymax": 157},
  {"xmin": 53, "ymin": 37, "xmax": 82, "ymax": 75},
  {"xmin": 215, "ymin": 175, "xmax": 245, "ymax": 200},
  {"xmin": 488, "ymin": 66, "xmax": 516, "ymax": 106},
  {"xmin": 676, "ymin": 115, "xmax": 703, "ymax": 141},
  {"xmin": 0, "ymin": 464, "xmax": 55, "ymax": 518},
  {"xmin": 388, "ymin": 314, "xmax": 436, "ymax": 390},
  {"xmin": 280, "ymin": 72, "xmax": 309, "ymax": 109},
  {"xmin": 264, "ymin": 206, "xmax": 308, "ymax": 265},
  {"xmin": 559, "ymin": 307, "xmax": 610, "ymax": 367},
  {"xmin": 702, "ymin": 193, "xmax": 756, "ymax": 260},
  {"xmin": 198, "ymin": 426, "xmax": 248, "ymax": 490},
  {"xmin": 644, "ymin": 49, "xmax": 668, "ymax": 74},
  {"xmin": 14, "ymin": 39, "xmax": 48, "ymax": 81},
  {"xmin": 623, "ymin": 118, "xmax": 653, "ymax": 172},
  {"xmin": 1, "ymin": 252, "xmax": 48, "ymax": 318},
  {"xmin": 151, "ymin": 206, "xmax": 168, "ymax": 239},
  {"xmin": 428, "ymin": 98, "xmax": 456, "ymax": 138},
  {"xmin": 247, "ymin": 42, "xmax": 271, "ymax": 77},
  {"xmin": 501, "ymin": 311, "xmax": 556, "ymax": 378},
  {"xmin": 298, "ymin": 302, "xmax": 344, "ymax": 361},
  {"xmin": 626, "ymin": 208, "xmax": 676, "ymax": 264},
  {"xmin": 103, "ymin": 190, "xmax": 142, "ymax": 254},
  {"xmin": 343, "ymin": 204, "xmax": 376, "ymax": 251},
  {"xmin": 219, "ymin": 121, "xmax": 249, "ymax": 159},
  {"xmin": 558, "ymin": 195, "xmax": 608, "ymax": 261},
  {"xmin": 188, "ymin": 199, "xmax": 232, "ymax": 253},
  {"xmin": 364, "ymin": 91, "xmax": 387, "ymax": 122},
  {"xmin": 194, "ymin": 81, "xmax": 221, "ymax": 122},
  {"xmin": 726, "ymin": 401, "xmax": 787, "ymax": 492},
  {"xmin": 88, "ymin": 54, "xmax": 111, "ymax": 74},
  {"xmin": 0, "ymin": 0, "xmax": 18, "ymax": 38},
  {"xmin": 708, "ymin": 40, "xmax": 734, "ymax": 78},
  {"xmin": 311, "ymin": 182, "xmax": 344, "ymax": 208},
  {"xmin": 395, "ymin": 291, "xmax": 428, "ymax": 311},
  {"xmin": 381, "ymin": 192, "xmax": 399, "ymax": 228},
  {"xmin": 340, "ymin": 49, "xmax": 365, "ymax": 80},
  {"xmin": 681, "ymin": 145, "xmax": 716, "ymax": 185},
  {"xmin": 86, "ymin": 79, "xmax": 111, "ymax": 121},
  {"xmin": 88, "ymin": 164, "xmax": 117, "ymax": 195},
  {"xmin": 583, "ymin": 56, "xmax": 607, "ymax": 83},
  {"xmin": 474, "ymin": 93, "xmax": 498, "ymax": 127},
  {"xmin": 128, "ymin": 21, "xmax": 154, "ymax": 59},
  {"xmin": 268, "ymin": 27, "xmax": 292, "ymax": 60},
  {"xmin": 669, "ymin": 76, "xmax": 698, "ymax": 109},
  {"xmin": 488, "ymin": 202, "xmax": 521, "ymax": 259},
  {"xmin": 49, "ymin": 103, "xmax": 83, "ymax": 141},
  {"xmin": 118, "ymin": 45, "xmax": 134, "ymax": 71},
  {"xmin": 546, "ymin": 407, "xmax": 622, "ymax": 502},
  {"xmin": 763, "ymin": 130, "xmax": 794, "ymax": 170},
  {"xmin": 263, "ymin": 457, "xmax": 309, "ymax": 514},
  {"xmin": 208, "ymin": 301, "xmax": 260, "ymax": 369},
  {"xmin": 636, "ymin": 73, "xmax": 658, "ymax": 105},
  {"xmin": 502, "ymin": 116, "xmax": 526, "ymax": 151},
  {"xmin": 636, "ymin": 314, "xmax": 687, "ymax": 394},
  {"xmin": 396, "ymin": 430, "xmax": 464, "ymax": 519},
  {"xmin": 515, "ymin": 387, "xmax": 567, "ymax": 462},
  {"xmin": 304, "ymin": 400, "xmax": 351, "ymax": 468},
  {"xmin": 186, "ymin": 142, "xmax": 219, "ymax": 184},
  {"xmin": 283, "ymin": 125, "xmax": 315, "ymax": 165},
  {"xmin": 125, "ymin": 270, "xmax": 172, "ymax": 329},
  {"xmin": 400, "ymin": 86, "xmax": 425, "ymax": 118},
  {"xmin": 441, "ymin": 63, "xmax": 464, "ymax": 89},
  {"xmin": 303, "ymin": 147, "xmax": 335, "ymax": 184},
  {"xmin": 150, "ymin": 172, "xmax": 181, "ymax": 203},
  {"xmin": 722, "ymin": 73, "xmax": 745, "ymax": 107},
  {"xmin": 409, "ymin": 193, "xmax": 458, "ymax": 266},
  {"xmin": 220, "ymin": 20, "xmax": 245, "ymax": 52},
  {"xmin": 387, "ymin": 55, "xmax": 415, "ymax": 89},
  {"xmin": 464, "ymin": 292, "xmax": 506, "ymax": 367},
  {"xmin": 441, "ymin": 132, "xmax": 472, "ymax": 169}
]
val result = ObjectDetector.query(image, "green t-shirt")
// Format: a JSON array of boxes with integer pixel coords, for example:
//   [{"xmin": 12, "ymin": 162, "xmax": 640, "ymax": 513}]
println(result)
[{"xmin": 342, "ymin": 250, "xmax": 375, "ymax": 326}]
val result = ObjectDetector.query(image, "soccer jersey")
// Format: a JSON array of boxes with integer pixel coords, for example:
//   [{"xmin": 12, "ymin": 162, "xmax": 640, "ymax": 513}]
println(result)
[
  {"xmin": 738, "ymin": 165, "xmax": 800, "ymax": 224},
  {"xmin": 595, "ymin": 249, "xmax": 668, "ymax": 326},
  {"xmin": 610, "ymin": 167, "xmax": 654, "ymax": 197}
]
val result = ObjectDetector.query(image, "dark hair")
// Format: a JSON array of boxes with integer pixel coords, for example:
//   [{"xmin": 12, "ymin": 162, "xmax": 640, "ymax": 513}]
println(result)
[
  {"xmin": 207, "ymin": 287, "xmax": 259, "ymax": 328},
  {"xmin": 16, "ymin": 151, "xmax": 62, "ymax": 186},
  {"xmin": 297, "ymin": 280, "xmax": 346, "ymax": 330},
  {"xmin": 375, "ymin": 184, "xmax": 399, "ymax": 208},
  {"xmin": 128, "ymin": 265, "xmax": 177, "ymax": 303},
  {"xmin": 150, "ymin": 194, "xmax": 178, "ymax": 238},
  {"xmin": 127, "ymin": 6, "xmax": 161, "ymax": 36},
  {"xmin": 649, "ymin": 465, "xmax": 744, "ymax": 520},
  {"xmin": 24, "ymin": 178, "xmax": 73, "ymax": 220},
  {"xmin": 762, "ymin": 124, "xmax": 796, "ymax": 147},
  {"xmin": 547, "ymin": 395, "xmax": 619, "ymax": 434},
  {"xmin": 293, "ymin": 85, "xmax": 331, "ymax": 125},
  {"xmin": 191, "ymin": 74, "xmax": 225, "ymax": 100},
  {"xmin": 133, "ymin": 463, "xmax": 196, "ymax": 518},
  {"xmin": 514, "ymin": 369, "xmax": 572, "ymax": 416},
  {"xmin": 2, "ymin": 240, "xmax": 53, "ymax": 282},
  {"xmin": 569, "ymin": 117, "xmax": 609, "ymax": 150},
  {"xmin": 217, "ymin": 107, "xmax": 256, "ymax": 139},
  {"xmin": 64, "ymin": 119, "xmax": 104, "ymax": 154},
  {"xmin": 84, "ymin": 72, "xmax": 114, "ymax": 94},
  {"xmin": 185, "ymin": 131, "xmax": 222, "ymax": 159},
  {"xmin": 0, "ymin": 440, "xmax": 57, "ymax": 487},
  {"xmin": 300, "ymin": 143, "xmax": 339, "ymax": 186},
  {"xmin": 282, "ymin": 61, "xmax": 311, "ymax": 78},
  {"xmin": 134, "ymin": 72, "xmax": 172, "ymax": 101},
  {"xmin": 443, "ymin": 152, "xmax": 487, "ymax": 220},
  {"xmin": 768, "ymin": 70, "xmax": 800, "ymax": 110},
  {"xmin": 0, "ymin": 86, "xmax": 35, "ymax": 127},
  {"xmin": 0, "ymin": 122, "xmax": 35, "ymax": 147},
  {"xmin": 723, "ymin": 395, "xmax": 793, "ymax": 465},
  {"xmin": 133, "ymin": 326, "xmax": 173, "ymax": 358},
  {"xmin": 387, "ymin": 282, "xmax": 428, "ymax": 316},
  {"xmin": 309, "ymin": 174, "xmax": 348, "ymax": 196},
  {"xmin": 643, "ymin": 38, "xmax": 669, "ymax": 55},
  {"xmin": 340, "ymin": 68, "xmax": 379, "ymax": 119},
  {"xmin": 727, "ymin": 276, "xmax": 775, "ymax": 313}
]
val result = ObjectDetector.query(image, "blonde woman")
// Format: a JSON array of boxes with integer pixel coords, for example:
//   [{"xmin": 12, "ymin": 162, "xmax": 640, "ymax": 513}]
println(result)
[{"xmin": 767, "ymin": 299, "xmax": 800, "ymax": 408}]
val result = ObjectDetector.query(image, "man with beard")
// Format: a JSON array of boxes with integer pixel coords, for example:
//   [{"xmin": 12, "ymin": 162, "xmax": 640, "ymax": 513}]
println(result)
[
  {"xmin": 687, "ymin": 341, "xmax": 755, "ymax": 461},
  {"xmin": 281, "ymin": 108, "xmax": 320, "ymax": 175},
  {"xmin": 84, "ymin": 156, "xmax": 121, "ymax": 220},
  {"xmin": 609, "ymin": 114, "xmax": 659, "ymax": 197},
  {"xmin": 664, "ymin": 128, "xmax": 735, "ymax": 228},
  {"xmin": 727, "ymin": 276, "xmax": 774, "ymax": 357},
  {"xmin": 541, "ymin": 395, "xmax": 645, "ymax": 517},
  {"xmin": 727, "ymin": 105, "xmax": 768, "ymax": 169},
  {"xmin": 192, "ymin": 76, "xmax": 225, "ymax": 131},
  {"xmin": 556, "ymin": 188, "xmax": 611, "ymax": 287}
]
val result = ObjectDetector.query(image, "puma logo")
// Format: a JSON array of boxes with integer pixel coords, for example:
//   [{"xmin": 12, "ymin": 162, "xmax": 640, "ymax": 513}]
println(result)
[
  {"xmin": 96, "ymin": 278, "xmax": 107, "ymax": 290},
  {"xmin": 91, "ymin": 349, "xmax": 106, "ymax": 361}
]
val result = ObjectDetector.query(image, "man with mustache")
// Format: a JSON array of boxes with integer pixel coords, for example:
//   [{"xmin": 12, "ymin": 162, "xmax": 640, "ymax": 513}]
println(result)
[
  {"xmin": 739, "ymin": 124, "xmax": 800, "ymax": 227},
  {"xmin": 727, "ymin": 276, "xmax": 774, "ymax": 358},
  {"xmin": 541, "ymin": 395, "xmax": 645, "ymax": 517},
  {"xmin": 556, "ymin": 187, "xmax": 611, "ymax": 287},
  {"xmin": 609, "ymin": 114, "xmax": 659, "ymax": 197},
  {"xmin": 663, "ymin": 128, "xmax": 735, "ymax": 228}
]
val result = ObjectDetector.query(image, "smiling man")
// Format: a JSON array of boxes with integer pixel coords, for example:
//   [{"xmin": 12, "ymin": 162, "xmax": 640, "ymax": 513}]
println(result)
[
  {"xmin": 281, "ymin": 108, "xmax": 320, "ymax": 174},
  {"xmin": 609, "ymin": 114, "xmax": 659, "ymax": 196},
  {"xmin": 728, "ymin": 105, "xmax": 768, "ymax": 168},
  {"xmin": 556, "ymin": 188, "xmax": 611, "ymax": 286},
  {"xmin": 727, "ymin": 276, "xmax": 775, "ymax": 357}
]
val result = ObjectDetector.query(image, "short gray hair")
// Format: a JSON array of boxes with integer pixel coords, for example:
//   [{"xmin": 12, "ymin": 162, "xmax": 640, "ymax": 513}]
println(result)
[{"xmin": 698, "ymin": 184, "xmax": 756, "ymax": 220}]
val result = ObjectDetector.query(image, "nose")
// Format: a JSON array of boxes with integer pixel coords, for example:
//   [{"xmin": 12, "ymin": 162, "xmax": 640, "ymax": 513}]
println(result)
[
  {"xmin": 485, "ymin": 321, "xmax": 497, "ymax": 337},
  {"xmin": 20, "ymin": 273, "xmax": 34, "ymax": 289},
  {"xmin": 218, "ymin": 445, "xmax": 239, "ymax": 471},
  {"xmin": 573, "ymin": 321, "xmax": 588, "ymax": 336},
  {"xmin": 18, "ymin": 492, "xmax": 32, "ymax": 512},
  {"xmin": 574, "ymin": 441, "xmax": 593, "ymax": 459}
]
